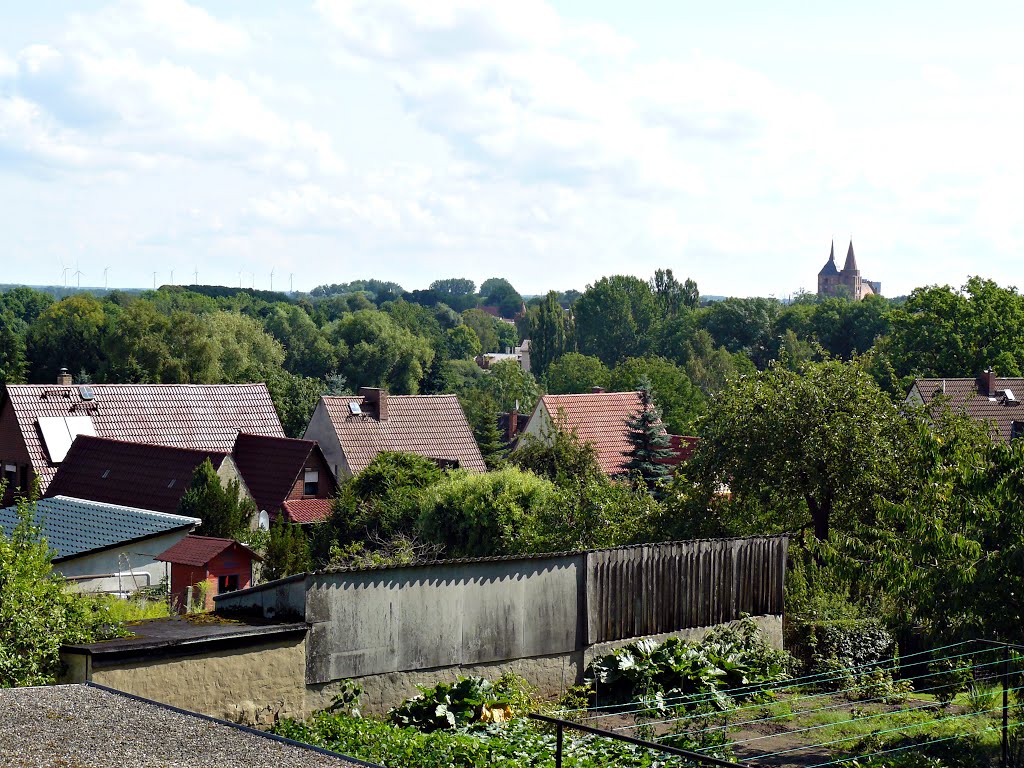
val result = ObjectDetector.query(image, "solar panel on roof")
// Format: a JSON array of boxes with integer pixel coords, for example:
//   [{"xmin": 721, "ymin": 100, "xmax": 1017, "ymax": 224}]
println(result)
[
  {"xmin": 348, "ymin": 401, "xmax": 362, "ymax": 415},
  {"xmin": 79, "ymin": 386, "xmax": 94, "ymax": 401}
]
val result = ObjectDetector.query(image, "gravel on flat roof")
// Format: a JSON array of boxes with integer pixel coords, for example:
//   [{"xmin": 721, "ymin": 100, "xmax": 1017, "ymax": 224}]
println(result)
[{"xmin": 0, "ymin": 684, "xmax": 373, "ymax": 768}]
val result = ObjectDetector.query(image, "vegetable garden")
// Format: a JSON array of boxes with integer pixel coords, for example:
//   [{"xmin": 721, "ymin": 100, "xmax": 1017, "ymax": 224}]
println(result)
[{"xmin": 272, "ymin": 628, "xmax": 1024, "ymax": 767}]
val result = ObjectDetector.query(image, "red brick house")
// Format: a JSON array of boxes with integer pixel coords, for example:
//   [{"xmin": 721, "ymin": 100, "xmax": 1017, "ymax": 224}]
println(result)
[
  {"xmin": 156, "ymin": 535, "xmax": 262, "ymax": 613},
  {"xmin": 516, "ymin": 389, "xmax": 695, "ymax": 475},
  {"xmin": 0, "ymin": 380, "xmax": 284, "ymax": 506},
  {"xmin": 303, "ymin": 387, "xmax": 486, "ymax": 479},
  {"xmin": 231, "ymin": 433, "xmax": 337, "ymax": 525}
]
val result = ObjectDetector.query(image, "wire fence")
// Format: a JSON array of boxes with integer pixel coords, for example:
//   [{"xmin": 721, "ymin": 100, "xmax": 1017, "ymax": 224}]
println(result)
[{"xmin": 537, "ymin": 639, "xmax": 1024, "ymax": 768}]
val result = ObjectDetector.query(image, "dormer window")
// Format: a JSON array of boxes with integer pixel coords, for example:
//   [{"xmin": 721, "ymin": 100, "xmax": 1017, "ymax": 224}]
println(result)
[{"xmin": 304, "ymin": 470, "xmax": 319, "ymax": 496}]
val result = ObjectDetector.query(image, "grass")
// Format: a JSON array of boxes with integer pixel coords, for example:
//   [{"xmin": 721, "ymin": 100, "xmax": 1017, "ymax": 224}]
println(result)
[{"xmin": 80, "ymin": 593, "xmax": 171, "ymax": 622}]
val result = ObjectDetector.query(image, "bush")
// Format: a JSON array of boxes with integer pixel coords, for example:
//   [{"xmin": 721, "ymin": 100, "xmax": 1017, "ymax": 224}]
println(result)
[
  {"xmin": 389, "ymin": 674, "xmax": 532, "ymax": 732},
  {"xmin": 0, "ymin": 491, "xmax": 127, "ymax": 686}
]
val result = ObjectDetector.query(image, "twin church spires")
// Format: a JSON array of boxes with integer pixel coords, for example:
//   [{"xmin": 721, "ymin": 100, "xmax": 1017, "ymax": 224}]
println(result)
[{"xmin": 817, "ymin": 240, "xmax": 880, "ymax": 300}]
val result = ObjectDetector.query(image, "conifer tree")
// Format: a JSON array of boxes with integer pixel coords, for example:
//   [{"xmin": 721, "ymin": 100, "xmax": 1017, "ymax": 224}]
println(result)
[
  {"xmin": 176, "ymin": 458, "xmax": 255, "ymax": 539},
  {"xmin": 623, "ymin": 379, "xmax": 675, "ymax": 494},
  {"xmin": 262, "ymin": 516, "xmax": 312, "ymax": 581},
  {"xmin": 463, "ymin": 391, "xmax": 505, "ymax": 469}
]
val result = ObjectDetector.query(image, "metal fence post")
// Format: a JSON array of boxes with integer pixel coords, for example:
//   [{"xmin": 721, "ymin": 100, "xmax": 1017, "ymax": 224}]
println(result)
[
  {"xmin": 555, "ymin": 721, "xmax": 563, "ymax": 768},
  {"xmin": 1004, "ymin": 643, "xmax": 1010, "ymax": 768}
]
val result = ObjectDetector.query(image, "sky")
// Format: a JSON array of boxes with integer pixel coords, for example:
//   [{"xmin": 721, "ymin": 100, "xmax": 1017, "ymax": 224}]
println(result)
[{"xmin": 1, "ymin": 1, "xmax": 1022, "ymax": 297}]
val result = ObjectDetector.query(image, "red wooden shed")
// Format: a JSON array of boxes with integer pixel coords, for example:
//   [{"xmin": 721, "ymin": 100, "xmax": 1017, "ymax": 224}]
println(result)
[{"xmin": 155, "ymin": 535, "xmax": 262, "ymax": 613}]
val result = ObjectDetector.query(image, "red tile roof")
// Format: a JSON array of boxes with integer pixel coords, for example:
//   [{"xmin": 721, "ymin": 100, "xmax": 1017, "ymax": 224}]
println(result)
[
  {"xmin": 155, "ymin": 535, "xmax": 262, "ymax": 567},
  {"xmin": 232, "ymin": 433, "xmax": 333, "ymax": 514},
  {"xmin": 3, "ymin": 383, "xmax": 284, "ymax": 492},
  {"xmin": 45, "ymin": 436, "xmax": 230, "ymax": 514},
  {"xmin": 281, "ymin": 498, "xmax": 333, "ymax": 524},
  {"xmin": 321, "ymin": 394, "xmax": 486, "ymax": 475},
  {"xmin": 912, "ymin": 377, "xmax": 1024, "ymax": 443},
  {"xmin": 536, "ymin": 392, "xmax": 671, "ymax": 475}
]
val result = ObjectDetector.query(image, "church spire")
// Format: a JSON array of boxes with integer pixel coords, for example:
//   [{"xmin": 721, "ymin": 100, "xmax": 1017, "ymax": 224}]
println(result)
[
  {"xmin": 843, "ymin": 240, "xmax": 858, "ymax": 272},
  {"xmin": 818, "ymin": 240, "xmax": 839, "ymax": 276}
]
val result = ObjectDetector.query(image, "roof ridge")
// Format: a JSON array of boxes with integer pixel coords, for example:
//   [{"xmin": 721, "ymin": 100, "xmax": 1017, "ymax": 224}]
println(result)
[{"xmin": 71, "ymin": 434, "xmax": 231, "ymax": 458}]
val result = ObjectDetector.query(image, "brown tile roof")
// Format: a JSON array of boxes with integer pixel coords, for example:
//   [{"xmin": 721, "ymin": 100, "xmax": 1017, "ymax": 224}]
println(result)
[
  {"xmin": 232, "ymin": 433, "xmax": 332, "ymax": 514},
  {"xmin": 321, "ymin": 394, "xmax": 486, "ymax": 475},
  {"xmin": 155, "ymin": 535, "xmax": 262, "ymax": 567},
  {"xmin": 45, "ymin": 435, "xmax": 229, "ymax": 514},
  {"xmin": 913, "ymin": 376, "xmax": 1024, "ymax": 443},
  {"xmin": 538, "ymin": 391, "xmax": 665, "ymax": 475},
  {"xmin": 3, "ymin": 383, "xmax": 284, "ymax": 492},
  {"xmin": 281, "ymin": 498, "xmax": 333, "ymax": 524}
]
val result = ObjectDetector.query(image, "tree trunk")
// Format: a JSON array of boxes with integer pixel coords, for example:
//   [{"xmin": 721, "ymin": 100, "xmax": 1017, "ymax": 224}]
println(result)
[{"xmin": 807, "ymin": 495, "xmax": 831, "ymax": 541}]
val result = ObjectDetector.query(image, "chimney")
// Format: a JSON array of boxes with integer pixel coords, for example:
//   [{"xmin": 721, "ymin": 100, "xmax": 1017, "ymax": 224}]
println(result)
[
  {"xmin": 978, "ymin": 368, "xmax": 997, "ymax": 397},
  {"xmin": 591, "ymin": 386, "xmax": 605, "ymax": 394},
  {"xmin": 358, "ymin": 387, "xmax": 388, "ymax": 420},
  {"xmin": 57, "ymin": 368, "xmax": 73, "ymax": 386},
  {"xmin": 507, "ymin": 410, "xmax": 519, "ymax": 442}
]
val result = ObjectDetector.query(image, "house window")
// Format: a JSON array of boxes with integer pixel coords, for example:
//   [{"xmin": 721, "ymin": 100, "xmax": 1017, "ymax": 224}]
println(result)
[
  {"xmin": 1012, "ymin": 422, "xmax": 1024, "ymax": 441},
  {"xmin": 218, "ymin": 574, "xmax": 240, "ymax": 594},
  {"xmin": 3, "ymin": 463, "xmax": 16, "ymax": 488},
  {"xmin": 303, "ymin": 470, "xmax": 319, "ymax": 496}
]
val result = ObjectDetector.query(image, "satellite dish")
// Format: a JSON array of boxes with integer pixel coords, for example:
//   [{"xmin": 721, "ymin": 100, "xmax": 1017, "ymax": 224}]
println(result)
[{"xmin": 258, "ymin": 510, "xmax": 270, "ymax": 531}]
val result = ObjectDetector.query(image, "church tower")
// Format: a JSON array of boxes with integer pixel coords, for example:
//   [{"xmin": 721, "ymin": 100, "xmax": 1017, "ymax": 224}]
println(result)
[
  {"xmin": 839, "ymin": 241, "xmax": 862, "ymax": 299},
  {"xmin": 817, "ymin": 241, "xmax": 840, "ymax": 295},
  {"xmin": 817, "ymin": 240, "xmax": 880, "ymax": 300}
]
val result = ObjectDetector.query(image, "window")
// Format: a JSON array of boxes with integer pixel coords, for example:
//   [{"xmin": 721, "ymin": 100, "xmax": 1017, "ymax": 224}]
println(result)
[
  {"xmin": 1012, "ymin": 422, "xmax": 1024, "ymax": 441},
  {"xmin": 3, "ymin": 463, "xmax": 16, "ymax": 488},
  {"xmin": 303, "ymin": 470, "xmax": 319, "ymax": 496},
  {"xmin": 218, "ymin": 574, "xmax": 240, "ymax": 594}
]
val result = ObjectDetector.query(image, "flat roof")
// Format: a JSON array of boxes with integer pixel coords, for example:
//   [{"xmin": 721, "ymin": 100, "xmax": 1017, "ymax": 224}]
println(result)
[
  {"xmin": 0, "ymin": 684, "xmax": 375, "ymax": 768},
  {"xmin": 62, "ymin": 615, "xmax": 308, "ymax": 660}
]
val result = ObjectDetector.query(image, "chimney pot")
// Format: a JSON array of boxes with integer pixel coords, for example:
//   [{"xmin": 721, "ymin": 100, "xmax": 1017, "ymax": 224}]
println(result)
[
  {"xmin": 591, "ymin": 386, "xmax": 605, "ymax": 394},
  {"xmin": 358, "ymin": 387, "xmax": 388, "ymax": 420},
  {"xmin": 978, "ymin": 368, "xmax": 997, "ymax": 397}
]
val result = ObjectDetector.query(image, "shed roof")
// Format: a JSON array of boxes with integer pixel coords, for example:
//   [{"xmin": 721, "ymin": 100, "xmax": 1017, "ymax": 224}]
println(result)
[
  {"xmin": 319, "ymin": 394, "xmax": 485, "ymax": 475},
  {"xmin": 45, "ymin": 435, "xmax": 230, "ymax": 515},
  {"xmin": 0, "ymin": 495, "xmax": 199, "ymax": 561},
  {"xmin": 3, "ymin": 383, "xmax": 284, "ymax": 491},
  {"xmin": 281, "ymin": 498, "xmax": 333, "ymax": 524},
  {"xmin": 155, "ymin": 535, "xmax": 262, "ymax": 567},
  {"xmin": 536, "ymin": 391, "xmax": 657, "ymax": 475},
  {"xmin": 232, "ymin": 433, "xmax": 331, "ymax": 513},
  {"xmin": 912, "ymin": 376, "xmax": 1024, "ymax": 443}
]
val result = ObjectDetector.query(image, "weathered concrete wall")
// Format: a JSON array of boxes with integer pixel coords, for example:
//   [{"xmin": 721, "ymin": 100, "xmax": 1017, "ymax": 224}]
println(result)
[
  {"xmin": 58, "ymin": 531, "xmax": 183, "ymax": 591},
  {"xmin": 304, "ymin": 555, "xmax": 584, "ymax": 684},
  {"xmin": 88, "ymin": 637, "xmax": 307, "ymax": 726}
]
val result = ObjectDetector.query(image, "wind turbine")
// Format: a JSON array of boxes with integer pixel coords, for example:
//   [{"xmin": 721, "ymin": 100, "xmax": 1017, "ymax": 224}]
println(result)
[
  {"xmin": 290, "ymin": 273, "xmax": 294, "ymax": 293},
  {"xmin": 250, "ymin": 272, "xmax": 255, "ymax": 290},
  {"xmin": 238, "ymin": 270, "xmax": 243, "ymax": 289},
  {"xmin": 153, "ymin": 272, "xmax": 158, "ymax": 290},
  {"xmin": 59, "ymin": 258, "xmax": 69, "ymax": 288},
  {"xmin": 103, "ymin": 267, "xmax": 109, "ymax": 290},
  {"xmin": 170, "ymin": 269, "xmax": 175, "ymax": 286},
  {"xmin": 193, "ymin": 266, "xmax": 199, "ymax": 285},
  {"xmin": 270, "ymin": 267, "xmax": 275, "ymax": 291},
  {"xmin": 73, "ymin": 264, "xmax": 84, "ymax": 288}
]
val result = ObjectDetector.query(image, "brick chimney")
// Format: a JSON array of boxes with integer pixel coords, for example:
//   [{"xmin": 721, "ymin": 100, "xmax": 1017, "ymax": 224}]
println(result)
[
  {"xmin": 978, "ymin": 368, "xmax": 997, "ymax": 397},
  {"xmin": 591, "ymin": 386, "xmax": 605, "ymax": 394},
  {"xmin": 507, "ymin": 410, "xmax": 519, "ymax": 442},
  {"xmin": 57, "ymin": 367, "xmax": 73, "ymax": 385},
  {"xmin": 358, "ymin": 387, "xmax": 388, "ymax": 420}
]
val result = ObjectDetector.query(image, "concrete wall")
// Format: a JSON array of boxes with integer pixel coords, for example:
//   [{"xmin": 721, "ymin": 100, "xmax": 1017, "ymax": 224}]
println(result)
[
  {"xmin": 86, "ymin": 637, "xmax": 307, "ymax": 726},
  {"xmin": 303, "ymin": 555, "xmax": 584, "ymax": 685},
  {"xmin": 58, "ymin": 529, "xmax": 186, "ymax": 593}
]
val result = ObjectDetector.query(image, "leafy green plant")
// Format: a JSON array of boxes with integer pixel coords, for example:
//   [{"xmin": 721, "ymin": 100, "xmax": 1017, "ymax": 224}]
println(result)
[
  {"xmin": 583, "ymin": 617, "xmax": 791, "ymax": 711},
  {"xmin": 325, "ymin": 680, "xmax": 364, "ymax": 718},
  {"xmin": 389, "ymin": 676, "xmax": 519, "ymax": 732},
  {"xmin": 930, "ymin": 658, "xmax": 973, "ymax": 707}
]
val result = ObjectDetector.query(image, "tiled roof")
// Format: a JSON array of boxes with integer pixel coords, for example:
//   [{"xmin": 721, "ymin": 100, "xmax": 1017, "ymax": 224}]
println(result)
[
  {"xmin": 232, "ymin": 433, "xmax": 327, "ymax": 513},
  {"xmin": 281, "ymin": 498, "xmax": 333, "ymax": 524},
  {"xmin": 155, "ymin": 535, "xmax": 262, "ymax": 567},
  {"xmin": 538, "ymin": 391, "xmax": 664, "ymax": 475},
  {"xmin": 45, "ymin": 436, "xmax": 229, "ymax": 515},
  {"xmin": 913, "ymin": 377, "xmax": 1024, "ymax": 443},
  {"xmin": 3, "ymin": 383, "xmax": 284, "ymax": 491},
  {"xmin": 321, "ymin": 394, "xmax": 486, "ymax": 475},
  {"xmin": 0, "ymin": 495, "xmax": 199, "ymax": 561}
]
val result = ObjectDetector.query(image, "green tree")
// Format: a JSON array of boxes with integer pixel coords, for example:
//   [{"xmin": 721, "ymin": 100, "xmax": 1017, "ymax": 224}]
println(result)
[
  {"xmin": 461, "ymin": 391, "xmax": 505, "ymax": 469},
  {"xmin": 622, "ymin": 382, "xmax": 674, "ymax": 493},
  {"xmin": 177, "ymin": 459, "xmax": 256, "ymax": 539},
  {"xmin": 0, "ymin": 488, "xmax": 123, "ymax": 686},
  {"xmin": 26, "ymin": 295, "xmax": 107, "ymax": 383},
  {"xmin": 480, "ymin": 277, "xmax": 524, "ymax": 318},
  {"xmin": 477, "ymin": 360, "xmax": 540, "ymax": 413},
  {"xmin": 327, "ymin": 310, "xmax": 434, "ymax": 394},
  {"xmin": 461, "ymin": 308, "xmax": 500, "ymax": 352},
  {"xmin": 263, "ymin": 304, "xmax": 337, "ymax": 379},
  {"xmin": 699, "ymin": 296, "xmax": 783, "ymax": 369},
  {"xmin": 445, "ymin": 325, "xmax": 482, "ymax": 360},
  {"xmin": 544, "ymin": 353, "xmax": 611, "ymax": 394},
  {"xmin": 609, "ymin": 356, "xmax": 704, "ymax": 435},
  {"xmin": 529, "ymin": 291, "xmax": 572, "ymax": 376},
  {"xmin": 693, "ymin": 357, "xmax": 912, "ymax": 540},
  {"xmin": 417, "ymin": 467, "xmax": 556, "ymax": 557},
  {"xmin": 163, "ymin": 310, "xmax": 219, "ymax": 383},
  {"xmin": 429, "ymin": 278, "xmax": 477, "ymax": 313},
  {"xmin": 267, "ymin": 371, "xmax": 328, "ymax": 438},
  {"xmin": 262, "ymin": 517, "xmax": 312, "ymax": 581},
  {"xmin": 574, "ymin": 276, "xmax": 657, "ymax": 366},
  {"xmin": 0, "ymin": 314, "xmax": 28, "ymax": 387},
  {"xmin": 101, "ymin": 300, "xmax": 172, "ymax": 382},
  {"xmin": 684, "ymin": 329, "xmax": 752, "ymax": 396},
  {"xmin": 208, "ymin": 311, "xmax": 287, "ymax": 383}
]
